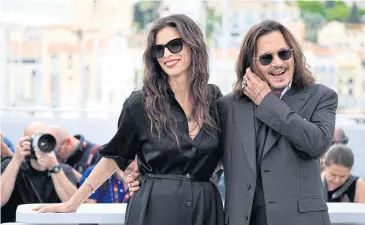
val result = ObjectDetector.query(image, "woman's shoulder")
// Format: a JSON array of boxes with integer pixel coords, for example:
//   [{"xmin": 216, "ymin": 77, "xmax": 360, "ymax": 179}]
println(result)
[{"xmin": 124, "ymin": 90, "xmax": 144, "ymax": 109}]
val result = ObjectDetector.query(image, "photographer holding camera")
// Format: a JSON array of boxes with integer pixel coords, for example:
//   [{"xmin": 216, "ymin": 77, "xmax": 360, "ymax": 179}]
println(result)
[{"xmin": 1, "ymin": 122, "xmax": 78, "ymax": 223}]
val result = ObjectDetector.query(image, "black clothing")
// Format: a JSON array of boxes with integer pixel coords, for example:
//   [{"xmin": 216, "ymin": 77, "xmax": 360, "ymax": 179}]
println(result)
[
  {"xmin": 1, "ymin": 157, "xmax": 77, "ymax": 223},
  {"xmin": 250, "ymin": 116, "xmax": 269, "ymax": 225},
  {"xmin": 65, "ymin": 135, "xmax": 101, "ymax": 175},
  {"xmin": 100, "ymin": 85, "xmax": 224, "ymax": 225},
  {"xmin": 325, "ymin": 175, "xmax": 358, "ymax": 202}
]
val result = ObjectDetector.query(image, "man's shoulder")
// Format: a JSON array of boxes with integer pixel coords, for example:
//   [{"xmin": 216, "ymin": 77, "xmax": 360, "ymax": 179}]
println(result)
[
  {"xmin": 306, "ymin": 83, "xmax": 337, "ymax": 97},
  {"xmin": 217, "ymin": 92, "xmax": 235, "ymax": 104},
  {"xmin": 1, "ymin": 157, "xmax": 13, "ymax": 172},
  {"xmin": 1, "ymin": 157, "xmax": 29, "ymax": 172}
]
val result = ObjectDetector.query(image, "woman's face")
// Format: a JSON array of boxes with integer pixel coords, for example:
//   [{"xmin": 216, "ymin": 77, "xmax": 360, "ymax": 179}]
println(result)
[
  {"xmin": 153, "ymin": 26, "xmax": 191, "ymax": 78},
  {"xmin": 325, "ymin": 163, "xmax": 351, "ymax": 191}
]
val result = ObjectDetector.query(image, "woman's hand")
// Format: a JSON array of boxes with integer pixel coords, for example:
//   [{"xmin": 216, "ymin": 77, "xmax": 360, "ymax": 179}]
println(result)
[{"xmin": 32, "ymin": 201, "xmax": 78, "ymax": 213}]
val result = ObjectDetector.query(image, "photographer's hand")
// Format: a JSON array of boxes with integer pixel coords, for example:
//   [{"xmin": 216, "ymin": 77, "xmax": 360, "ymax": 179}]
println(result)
[
  {"xmin": 1, "ymin": 136, "xmax": 31, "ymax": 207},
  {"xmin": 35, "ymin": 150, "xmax": 59, "ymax": 171},
  {"xmin": 35, "ymin": 150, "xmax": 78, "ymax": 202},
  {"xmin": 13, "ymin": 136, "xmax": 32, "ymax": 164}
]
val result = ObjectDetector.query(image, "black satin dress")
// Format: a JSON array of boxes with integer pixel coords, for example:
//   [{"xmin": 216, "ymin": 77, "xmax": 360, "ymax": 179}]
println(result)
[{"xmin": 99, "ymin": 85, "xmax": 224, "ymax": 225}]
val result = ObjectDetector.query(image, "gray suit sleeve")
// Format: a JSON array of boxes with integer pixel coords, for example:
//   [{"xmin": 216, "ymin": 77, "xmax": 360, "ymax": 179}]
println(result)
[{"xmin": 255, "ymin": 89, "xmax": 338, "ymax": 159}]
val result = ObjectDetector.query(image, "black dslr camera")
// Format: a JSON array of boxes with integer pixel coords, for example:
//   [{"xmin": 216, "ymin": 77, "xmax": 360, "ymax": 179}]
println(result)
[{"xmin": 29, "ymin": 133, "xmax": 57, "ymax": 157}]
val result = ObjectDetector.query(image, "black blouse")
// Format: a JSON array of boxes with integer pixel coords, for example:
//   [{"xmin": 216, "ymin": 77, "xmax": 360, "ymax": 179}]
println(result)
[
  {"xmin": 99, "ymin": 84, "xmax": 225, "ymax": 225},
  {"xmin": 99, "ymin": 84, "xmax": 223, "ymax": 178}
]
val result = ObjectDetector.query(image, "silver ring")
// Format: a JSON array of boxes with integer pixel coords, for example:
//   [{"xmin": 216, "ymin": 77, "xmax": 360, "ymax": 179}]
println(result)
[
  {"xmin": 128, "ymin": 183, "xmax": 130, "ymax": 188},
  {"xmin": 242, "ymin": 80, "xmax": 247, "ymax": 89},
  {"xmin": 124, "ymin": 174, "xmax": 130, "ymax": 182},
  {"xmin": 242, "ymin": 79, "xmax": 247, "ymax": 87}
]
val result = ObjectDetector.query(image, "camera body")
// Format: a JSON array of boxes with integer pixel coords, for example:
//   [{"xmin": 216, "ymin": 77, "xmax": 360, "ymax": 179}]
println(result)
[{"xmin": 29, "ymin": 133, "xmax": 57, "ymax": 157}]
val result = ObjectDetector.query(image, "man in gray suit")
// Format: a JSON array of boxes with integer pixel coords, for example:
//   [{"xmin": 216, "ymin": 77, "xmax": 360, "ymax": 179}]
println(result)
[{"xmin": 217, "ymin": 20, "xmax": 337, "ymax": 225}]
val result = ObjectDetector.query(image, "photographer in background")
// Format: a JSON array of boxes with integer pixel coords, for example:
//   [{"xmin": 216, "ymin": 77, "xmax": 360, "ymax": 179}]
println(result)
[
  {"xmin": 1, "ymin": 133, "xmax": 14, "ymax": 159},
  {"xmin": 0, "ymin": 121, "xmax": 78, "ymax": 223},
  {"xmin": 48, "ymin": 125, "xmax": 101, "ymax": 183}
]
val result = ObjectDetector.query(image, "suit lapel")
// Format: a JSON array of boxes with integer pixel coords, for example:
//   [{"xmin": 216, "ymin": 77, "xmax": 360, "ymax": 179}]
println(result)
[
  {"xmin": 261, "ymin": 87, "xmax": 311, "ymax": 159},
  {"xmin": 233, "ymin": 97, "xmax": 256, "ymax": 176}
]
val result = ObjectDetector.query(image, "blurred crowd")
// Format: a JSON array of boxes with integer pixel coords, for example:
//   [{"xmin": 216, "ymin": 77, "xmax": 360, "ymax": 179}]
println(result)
[
  {"xmin": 0, "ymin": 121, "xmax": 134, "ymax": 223},
  {"xmin": 1, "ymin": 123, "xmax": 364, "ymax": 223}
]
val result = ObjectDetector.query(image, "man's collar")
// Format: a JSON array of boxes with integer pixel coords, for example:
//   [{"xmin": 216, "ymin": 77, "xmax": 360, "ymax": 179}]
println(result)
[{"xmin": 279, "ymin": 82, "xmax": 292, "ymax": 99}]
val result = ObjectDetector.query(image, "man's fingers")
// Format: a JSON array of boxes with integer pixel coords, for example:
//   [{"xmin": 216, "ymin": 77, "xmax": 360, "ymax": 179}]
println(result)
[
  {"xmin": 23, "ymin": 150, "xmax": 31, "ymax": 156},
  {"xmin": 124, "ymin": 174, "xmax": 135, "ymax": 183},
  {"xmin": 20, "ymin": 136, "xmax": 31, "ymax": 142},
  {"xmin": 245, "ymin": 67, "xmax": 252, "ymax": 77},
  {"xmin": 129, "ymin": 185, "xmax": 140, "ymax": 193},
  {"xmin": 132, "ymin": 180, "xmax": 140, "ymax": 187}
]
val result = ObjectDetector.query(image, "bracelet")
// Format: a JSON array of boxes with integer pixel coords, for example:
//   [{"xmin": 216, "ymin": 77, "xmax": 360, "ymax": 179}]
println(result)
[{"xmin": 85, "ymin": 178, "xmax": 95, "ymax": 194}]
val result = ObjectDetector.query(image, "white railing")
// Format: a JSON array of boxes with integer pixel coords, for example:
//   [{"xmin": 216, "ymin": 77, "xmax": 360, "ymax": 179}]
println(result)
[{"xmin": 6, "ymin": 203, "xmax": 365, "ymax": 225}]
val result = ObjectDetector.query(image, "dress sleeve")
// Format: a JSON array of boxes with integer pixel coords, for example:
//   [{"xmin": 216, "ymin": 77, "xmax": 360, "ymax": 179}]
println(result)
[{"xmin": 99, "ymin": 97, "xmax": 140, "ymax": 171}]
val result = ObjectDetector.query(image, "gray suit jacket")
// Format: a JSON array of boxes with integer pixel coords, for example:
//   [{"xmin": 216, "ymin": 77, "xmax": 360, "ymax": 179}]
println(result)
[{"xmin": 217, "ymin": 84, "xmax": 338, "ymax": 225}]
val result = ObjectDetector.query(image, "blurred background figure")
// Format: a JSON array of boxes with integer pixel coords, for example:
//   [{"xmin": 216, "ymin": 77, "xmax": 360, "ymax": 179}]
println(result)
[
  {"xmin": 48, "ymin": 125, "xmax": 102, "ymax": 183},
  {"xmin": 1, "ymin": 135, "xmax": 15, "ymax": 153},
  {"xmin": 79, "ymin": 158, "xmax": 138, "ymax": 204},
  {"xmin": 1, "ymin": 121, "xmax": 78, "ymax": 223},
  {"xmin": 320, "ymin": 127, "xmax": 350, "ymax": 172},
  {"xmin": 321, "ymin": 144, "xmax": 365, "ymax": 203},
  {"xmin": 1, "ymin": 133, "xmax": 14, "ymax": 158},
  {"xmin": 332, "ymin": 127, "xmax": 349, "ymax": 145}
]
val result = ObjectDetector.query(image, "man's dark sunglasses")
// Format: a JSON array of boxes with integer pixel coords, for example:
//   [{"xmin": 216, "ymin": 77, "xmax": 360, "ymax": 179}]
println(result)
[
  {"xmin": 151, "ymin": 38, "xmax": 183, "ymax": 58},
  {"xmin": 253, "ymin": 48, "xmax": 293, "ymax": 66}
]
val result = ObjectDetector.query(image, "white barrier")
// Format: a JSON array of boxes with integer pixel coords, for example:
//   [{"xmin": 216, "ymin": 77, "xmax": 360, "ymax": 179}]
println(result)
[{"xmin": 9, "ymin": 203, "xmax": 365, "ymax": 225}]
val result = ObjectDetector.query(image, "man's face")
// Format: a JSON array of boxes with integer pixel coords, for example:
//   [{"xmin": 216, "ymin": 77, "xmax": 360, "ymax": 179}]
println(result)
[{"xmin": 254, "ymin": 31, "xmax": 295, "ymax": 90}]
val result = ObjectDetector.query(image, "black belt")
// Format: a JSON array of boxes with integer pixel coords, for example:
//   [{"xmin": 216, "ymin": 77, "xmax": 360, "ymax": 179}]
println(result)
[{"xmin": 143, "ymin": 173, "xmax": 211, "ymax": 182}]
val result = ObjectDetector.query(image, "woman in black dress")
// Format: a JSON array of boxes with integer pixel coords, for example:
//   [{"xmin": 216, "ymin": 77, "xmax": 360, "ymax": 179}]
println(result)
[{"xmin": 33, "ymin": 14, "xmax": 224, "ymax": 225}]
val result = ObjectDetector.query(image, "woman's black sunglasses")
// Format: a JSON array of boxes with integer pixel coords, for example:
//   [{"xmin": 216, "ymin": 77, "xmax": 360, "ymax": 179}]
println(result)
[
  {"xmin": 151, "ymin": 38, "xmax": 183, "ymax": 59},
  {"xmin": 253, "ymin": 48, "xmax": 293, "ymax": 66}
]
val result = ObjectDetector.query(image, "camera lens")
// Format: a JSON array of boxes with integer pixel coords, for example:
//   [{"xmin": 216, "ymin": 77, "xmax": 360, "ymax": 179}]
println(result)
[{"xmin": 37, "ymin": 134, "xmax": 56, "ymax": 153}]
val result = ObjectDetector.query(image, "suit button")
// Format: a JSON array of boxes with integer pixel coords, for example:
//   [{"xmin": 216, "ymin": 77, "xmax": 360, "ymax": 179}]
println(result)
[
  {"xmin": 186, "ymin": 173, "xmax": 191, "ymax": 178},
  {"xmin": 191, "ymin": 147, "xmax": 196, "ymax": 152},
  {"xmin": 244, "ymin": 215, "xmax": 248, "ymax": 221},
  {"xmin": 246, "ymin": 184, "xmax": 251, "ymax": 190},
  {"xmin": 186, "ymin": 201, "xmax": 192, "ymax": 207}
]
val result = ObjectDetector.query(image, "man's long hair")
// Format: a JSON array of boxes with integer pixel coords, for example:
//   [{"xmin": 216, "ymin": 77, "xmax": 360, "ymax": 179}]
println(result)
[{"xmin": 233, "ymin": 20, "xmax": 315, "ymax": 97}]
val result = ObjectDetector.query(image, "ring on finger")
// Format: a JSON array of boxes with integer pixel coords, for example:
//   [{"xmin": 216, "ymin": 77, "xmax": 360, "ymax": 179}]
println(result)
[{"xmin": 241, "ymin": 80, "xmax": 247, "ymax": 89}]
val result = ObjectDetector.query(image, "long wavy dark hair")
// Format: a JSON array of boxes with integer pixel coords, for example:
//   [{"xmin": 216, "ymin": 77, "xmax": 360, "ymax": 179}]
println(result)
[
  {"xmin": 142, "ymin": 14, "xmax": 216, "ymax": 147},
  {"xmin": 233, "ymin": 20, "xmax": 316, "ymax": 97}
]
